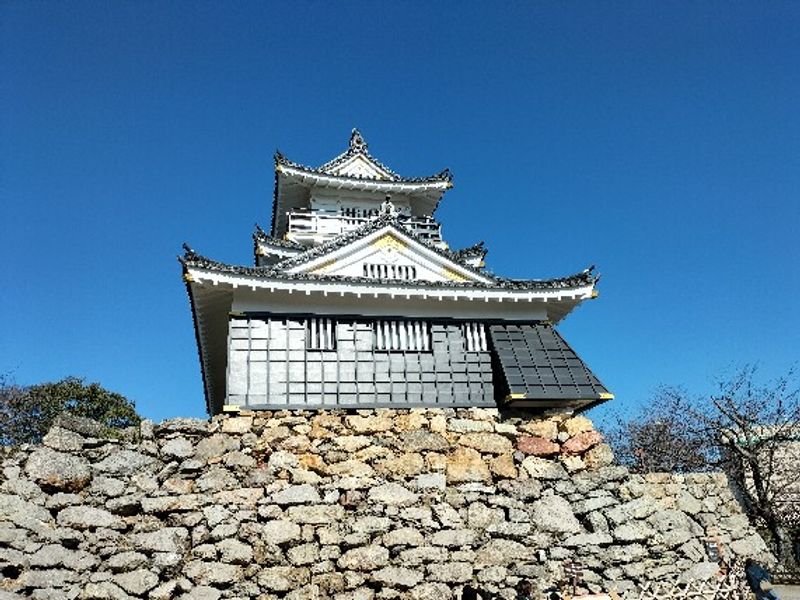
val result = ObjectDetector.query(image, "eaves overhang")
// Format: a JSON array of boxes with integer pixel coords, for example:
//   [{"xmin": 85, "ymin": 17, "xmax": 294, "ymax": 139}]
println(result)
[
  {"xmin": 271, "ymin": 159, "xmax": 453, "ymax": 238},
  {"xmin": 181, "ymin": 265, "xmax": 596, "ymax": 325},
  {"xmin": 181, "ymin": 268, "xmax": 234, "ymax": 416}
]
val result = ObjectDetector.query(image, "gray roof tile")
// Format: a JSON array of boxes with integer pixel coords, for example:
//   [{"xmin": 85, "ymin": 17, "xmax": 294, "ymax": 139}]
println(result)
[{"xmin": 489, "ymin": 324, "xmax": 612, "ymax": 410}]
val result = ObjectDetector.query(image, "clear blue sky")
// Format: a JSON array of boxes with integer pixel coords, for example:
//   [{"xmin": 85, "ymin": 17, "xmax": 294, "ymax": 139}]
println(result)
[{"xmin": 2, "ymin": 2, "xmax": 798, "ymax": 423}]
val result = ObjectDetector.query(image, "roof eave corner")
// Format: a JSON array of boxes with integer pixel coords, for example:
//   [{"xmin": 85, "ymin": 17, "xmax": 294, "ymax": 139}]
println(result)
[{"xmin": 178, "ymin": 255, "xmax": 213, "ymax": 417}]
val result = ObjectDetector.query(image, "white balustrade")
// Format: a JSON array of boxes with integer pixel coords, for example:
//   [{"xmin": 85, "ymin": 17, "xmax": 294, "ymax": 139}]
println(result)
[{"xmin": 286, "ymin": 211, "xmax": 443, "ymax": 244}]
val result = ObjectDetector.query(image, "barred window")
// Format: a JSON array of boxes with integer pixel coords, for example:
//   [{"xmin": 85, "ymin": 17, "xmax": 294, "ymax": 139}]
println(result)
[
  {"xmin": 306, "ymin": 318, "xmax": 336, "ymax": 350},
  {"xmin": 374, "ymin": 320, "xmax": 430, "ymax": 351},
  {"xmin": 363, "ymin": 263, "xmax": 417, "ymax": 280},
  {"xmin": 462, "ymin": 322, "xmax": 488, "ymax": 352}
]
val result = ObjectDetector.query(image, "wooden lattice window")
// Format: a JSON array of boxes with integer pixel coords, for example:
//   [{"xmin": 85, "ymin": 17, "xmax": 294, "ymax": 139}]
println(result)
[
  {"xmin": 306, "ymin": 318, "xmax": 336, "ymax": 350},
  {"xmin": 363, "ymin": 264, "xmax": 417, "ymax": 280},
  {"xmin": 374, "ymin": 320, "xmax": 430, "ymax": 351},
  {"xmin": 462, "ymin": 322, "xmax": 488, "ymax": 352}
]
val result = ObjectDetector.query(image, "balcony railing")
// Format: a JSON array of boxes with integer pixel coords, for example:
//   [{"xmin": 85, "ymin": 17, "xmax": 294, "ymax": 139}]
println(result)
[{"xmin": 286, "ymin": 210, "xmax": 443, "ymax": 245}]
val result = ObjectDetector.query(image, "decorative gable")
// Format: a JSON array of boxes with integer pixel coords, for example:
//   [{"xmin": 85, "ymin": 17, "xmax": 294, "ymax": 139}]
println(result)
[
  {"xmin": 325, "ymin": 154, "xmax": 392, "ymax": 180},
  {"xmin": 281, "ymin": 226, "xmax": 493, "ymax": 285}
]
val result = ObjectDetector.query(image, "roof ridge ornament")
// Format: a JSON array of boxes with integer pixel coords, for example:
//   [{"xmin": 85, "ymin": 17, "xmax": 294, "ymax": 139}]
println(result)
[
  {"xmin": 349, "ymin": 128, "xmax": 368, "ymax": 153},
  {"xmin": 379, "ymin": 195, "xmax": 400, "ymax": 217}
]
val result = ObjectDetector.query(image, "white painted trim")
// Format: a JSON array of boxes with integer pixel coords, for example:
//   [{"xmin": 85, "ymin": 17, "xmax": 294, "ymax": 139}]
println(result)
[
  {"xmin": 186, "ymin": 266, "xmax": 595, "ymax": 304},
  {"xmin": 277, "ymin": 164, "xmax": 450, "ymax": 193},
  {"xmin": 283, "ymin": 223, "xmax": 494, "ymax": 285}
]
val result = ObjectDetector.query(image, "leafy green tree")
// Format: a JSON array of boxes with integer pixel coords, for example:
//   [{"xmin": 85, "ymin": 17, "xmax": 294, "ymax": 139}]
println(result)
[{"xmin": 0, "ymin": 374, "xmax": 140, "ymax": 446}]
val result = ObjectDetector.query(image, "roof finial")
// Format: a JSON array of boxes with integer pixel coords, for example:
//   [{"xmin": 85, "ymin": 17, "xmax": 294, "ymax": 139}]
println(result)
[{"xmin": 349, "ymin": 128, "xmax": 367, "ymax": 153}]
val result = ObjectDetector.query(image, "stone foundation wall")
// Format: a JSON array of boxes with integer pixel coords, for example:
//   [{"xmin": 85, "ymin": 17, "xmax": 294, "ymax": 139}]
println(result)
[{"xmin": 0, "ymin": 409, "xmax": 770, "ymax": 600}]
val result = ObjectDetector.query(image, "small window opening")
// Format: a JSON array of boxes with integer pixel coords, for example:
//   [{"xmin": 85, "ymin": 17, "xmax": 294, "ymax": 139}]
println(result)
[{"xmin": 306, "ymin": 318, "xmax": 336, "ymax": 350}]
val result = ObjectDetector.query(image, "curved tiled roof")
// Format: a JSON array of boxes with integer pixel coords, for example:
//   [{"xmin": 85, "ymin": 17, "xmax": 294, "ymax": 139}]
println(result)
[
  {"xmin": 274, "ymin": 129, "xmax": 453, "ymax": 185},
  {"xmin": 253, "ymin": 225, "xmax": 305, "ymax": 250},
  {"xmin": 453, "ymin": 241, "xmax": 487, "ymax": 259},
  {"xmin": 180, "ymin": 242, "xmax": 598, "ymax": 292}
]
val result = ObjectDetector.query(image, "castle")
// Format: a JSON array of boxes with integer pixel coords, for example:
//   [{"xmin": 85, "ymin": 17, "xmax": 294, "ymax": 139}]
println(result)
[{"xmin": 180, "ymin": 130, "xmax": 611, "ymax": 416}]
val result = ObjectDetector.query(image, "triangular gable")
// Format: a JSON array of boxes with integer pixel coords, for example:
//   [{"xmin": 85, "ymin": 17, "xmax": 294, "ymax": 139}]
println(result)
[
  {"xmin": 324, "ymin": 153, "xmax": 393, "ymax": 180},
  {"xmin": 279, "ymin": 223, "xmax": 493, "ymax": 285}
]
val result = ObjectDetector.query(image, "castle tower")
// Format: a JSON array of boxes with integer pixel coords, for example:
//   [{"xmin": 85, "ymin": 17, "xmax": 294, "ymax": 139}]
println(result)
[{"xmin": 180, "ymin": 130, "xmax": 612, "ymax": 415}]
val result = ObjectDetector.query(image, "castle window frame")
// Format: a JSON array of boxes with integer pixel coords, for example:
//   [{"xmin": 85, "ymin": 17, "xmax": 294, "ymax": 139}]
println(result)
[
  {"xmin": 306, "ymin": 318, "xmax": 336, "ymax": 351},
  {"xmin": 363, "ymin": 263, "xmax": 417, "ymax": 281},
  {"xmin": 374, "ymin": 320, "xmax": 430, "ymax": 352},
  {"xmin": 462, "ymin": 322, "xmax": 488, "ymax": 352}
]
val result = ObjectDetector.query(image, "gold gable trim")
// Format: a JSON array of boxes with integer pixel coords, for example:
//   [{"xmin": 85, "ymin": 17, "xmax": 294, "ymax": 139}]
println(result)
[
  {"xmin": 310, "ymin": 259, "xmax": 336, "ymax": 275},
  {"xmin": 442, "ymin": 267, "xmax": 469, "ymax": 282},
  {"xmin": 371, "ymin": 234, "xmax": 406, "ymax": 251}
]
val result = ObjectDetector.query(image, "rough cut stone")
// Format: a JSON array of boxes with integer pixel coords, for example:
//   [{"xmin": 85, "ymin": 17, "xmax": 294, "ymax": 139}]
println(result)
[
  {"xmin": 344, "ymin": 415, "xmax": 393, "ymax": 433},
  {"xmin": 29, "ymin": 543, "xmax": 98, "ymax": 569},
  {"xmin": 561, "ymin": 415, "xmax": 594, "ymax": 436},
  {"xmin": 94, "ymin": 450, "xmax": 157, "ymax": 475},
  {"xmin": 195, "ymin": 434, "xmax": 240, "ymax": 461},
  {"xmin": 562, "ymin": 430, "xmax": 603, "ymax": 455},
  {"xmin": 80, "ymin": 581, "xmax": 133, "ymax": 600},
  {"xmin": 272, "ymin": 484, "xmax": 321, "ymax": 505},
  {"xmin": 467, "ymin": 502, "xmax": 505, "ymax": 530},
  {"xmin": 113, "ymin": 569, "xmax": 159, "ymax": 595},
  {"xmin": 161, "ymin": 437, "xmax": 195, "ymax": 459},
  {"xmin": 338, "ymin": 545, "xmax": 390, "ymax": 571},
  {"xmin": 378, "ymin": 453, "xmax": 425, "ymax": 477},
  {"xmin": 475, "ymin": 539, "xmax": 528, "ymax": 566},
  {"xmin": 107, "ymin": 551, "xmax": 148, "ymax": 572},
  {"xmin": 42, "ymin": 426, "xmax": 84, "ymax": 452},
  {"xmin": 216, "ymin": 538, "xmax": 253, "ymax": 564},
  {"xmin": 261, "ymin": 519, "xmax": 303, "ymax": 545},
  {"xmin": 333, "ymin": 435, "xmax": 373, "ymax": 452},
  {"xmin": 372, "ymin": 566, "xmax": 423, "ymax": 588},
  {"xmin": 613, "ymin": 522, "xmax": 654, "ymax": 542},
  {"xmin": 584, "ymin": 443, "xmax": 615, "ymax": 469},
  {"xmin": 400, "ymin": 430, "xmax": 450, "ymax": 452},
  {"xmin": 383, "ymin": 527, "xmax": 424, "ymax": 547},
  {"xmin": 177, "ymin": 587, "xmax": 221, "ymax": 600},
  {"xmin": 287, "ymin": 542, "xmax": 319, "ymax": 566},
  {"xmin": 351, "ymin": 516, "xmax": 392, "ymax": 534},
  {"xmin": 327, "ymin": 459, "xmax": 374, "ymax": 478},
  {"xmin": 458, "ymin": 432, "xmax": 513, "ymax": 454},
  {"xmin": 287, "ymin": 504, "xmax": 344, "ymax": 524},
  {"xmin": 221, "ymin": 416, "xmax": 253, "ymax": 434},
  {"xmin": 430, "ymin": 528, "xmax": 476, "ymax": 547},
  {"xmin": 57, "ymin": 505, "xmax": 123, "ymax": 530},
  {"xmin": 409, "ymin": 583, "xmax": 454, "ymax": 600},
  {"xmin": 531, "ymin": 495, "xmax": 581, "ymax": 534},
  {"xmin": 517, "ymin": 435, "xmax": 560, "ymax": 456},
  {"xmin": 449, "ymin": 419, "xmax": 493, "ymax": 433},
  {"xmin": 53, "ymin": 413, "xmax": 110, "ymax": 436},
  {"xmin": 368, "ymin": 483, "xmax": 419, "ymax": 506},
  {"xmin": 521, "ymin": 456, "xmax": 567, "ymax": 480},
  {"xmin": 141, "ymin": 494, "xmax": 206, "ymax": 513},
  {"xmin": 446, "ymin": 447, "xmax": 491, "ymax": 483},
  {"xmin": 429, "ymin": 561, "xmax": 472, "ymax": 583},
  {"xmin": 185, "ymin": 560, "xmax": 243, "ymax": 585},
  {"xmin": 520, "ymin": 419, "xmax": 558, "ymax": 440},
  {"xmin": 25, "ymin": 448, "xmax": 91, "ymax": 492},
  {"xmin": 415, "ymin": 473, "xmax": 446, "ymax": 490},
  {"xmin": 131, "ymin": 527, "xmax": 189, "ymax": 553},
  {"xmin": 158, "ymin": 418, "xmax": 209, "ymax": 434},
  {"xmin": 562, "ymin": 532, "xmax": 614, "ymax": 547},
  {"xmin": 489, "ymin": 453, "xmax": 518, "ymax": 479}
]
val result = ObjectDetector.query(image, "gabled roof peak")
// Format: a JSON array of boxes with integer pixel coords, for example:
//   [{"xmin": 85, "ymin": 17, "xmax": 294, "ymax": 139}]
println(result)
[{"xmin": 274, "ymin": 129, "xmax": 453, "ymax": 185}]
